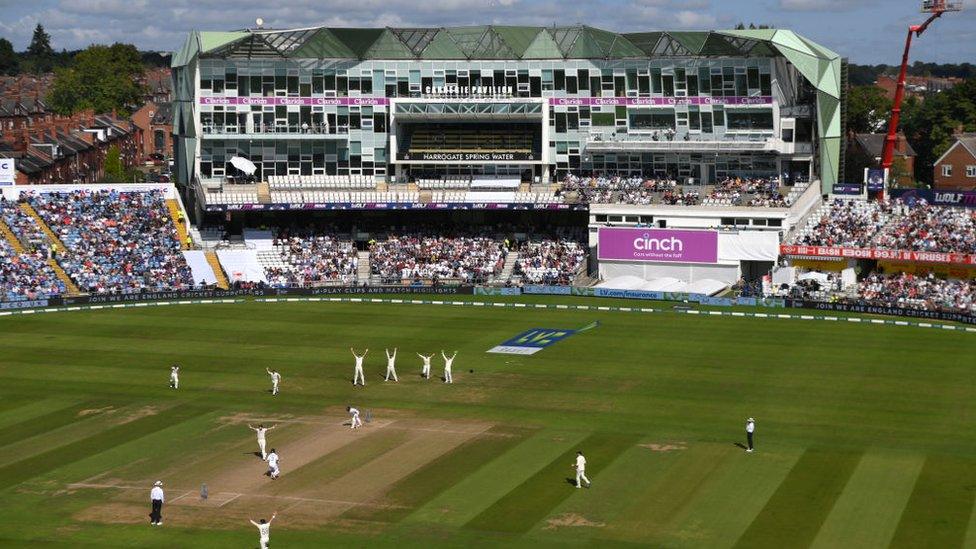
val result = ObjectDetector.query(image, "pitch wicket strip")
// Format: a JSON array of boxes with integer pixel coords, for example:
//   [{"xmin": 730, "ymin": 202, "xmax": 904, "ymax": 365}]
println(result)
[
  {"xmin": 0, "ymin": 295, "xmax": 973, "ymax": 334},
  {"xmin": 66, "ymin": 481, "xmax": 411, "ymax": 509}
]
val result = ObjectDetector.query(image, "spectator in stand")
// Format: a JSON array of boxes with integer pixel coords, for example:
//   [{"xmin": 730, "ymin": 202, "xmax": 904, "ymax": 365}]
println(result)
[
  {"xmin": 792, "ymin": 199, "xmax": 894, "ymax": 248},
  {"xmin": 849, "ymin": 271, "xmax": 976, "ymax": 313},
  {"xmin": 0, "ymin": 200, "xmax": 67, "ymax": 300},
  {"xmin": 874, "ymin": 200, "xmax": 976, "ymax": 254},
  {"xmin": 369, "ymin": 233, "xmax": 505, "ymax": 284},
  {"xmin": 514, "ymin": 240, "xmax": 586, "ymax": 285},
  {"xmin": 263, "ymin": 229, "xmax": 358, "ymax": 287},
  {"xmin": 27, "ymin": 190, "xmax": 194, "ymax": 294}
]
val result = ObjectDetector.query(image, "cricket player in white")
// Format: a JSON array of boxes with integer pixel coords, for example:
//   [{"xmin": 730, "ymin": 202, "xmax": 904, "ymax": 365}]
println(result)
[
  {"xmin": 384, "ymin": 348, "xmax": 399, "ymax": 382},
  {"xmin": 351, "ymin": 348, "xmax": 368, "ymax": 386},
  {"xmin": 169, "ymin": 365, "xmax": 180, "ymax": 389},
  {"xmin": 417, "ymin": 353, "xmax": 433, "ymax": 380},
  {"xmin": 746, "ymin": 417, "xmax": 755, "ymax": 452},
  {"xmin": 347, "ymin": 406, "xmax": 363, "ymax": 429},
  {"xmin": 248, "ymin": 424, "xmax": 276, "ymax": 460},
  {"xmin": 441, "ymin": 351, "xmax": 456, "ymax": 384},
  {"xmin": 266, "ymin": 368, "xmax": 281, "ymax": 396},
  {"xmin": 574, "ymin": 451, "xmax": 590, "ymax": 488},
  {"xmin": 267, "ymin": 449, "xmax": 280, "ymax": 479},
  {"xmin": 249, "ymin": 512, "xmax": 276, "ymax": 549}
]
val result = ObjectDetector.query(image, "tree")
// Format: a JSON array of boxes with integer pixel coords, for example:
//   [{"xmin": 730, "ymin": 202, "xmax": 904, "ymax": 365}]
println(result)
[
  {"xmin": 47, "ymin": 43, "xmax": 146, "ymax": 116},
  {"xmin": 24, "ymin": 24, "xmax": 55, "ymax": 73},
  {"xmin": 846, "ymin": 86, "xmax": 891, "ymax": 134},
  {"xmin": 0, "ymin": 38, "xmax": 18, "ymax": 76},
  {"xmin": 101, "ymin": 146, "xmax": 125, "ymax": 183},
  {"xmin": 888, "ymin": 156, "xmax": 914, "ymax": 189},
  {"xmin": 900, "ymin": 78, "xmax": 976, "ymax": 184}
]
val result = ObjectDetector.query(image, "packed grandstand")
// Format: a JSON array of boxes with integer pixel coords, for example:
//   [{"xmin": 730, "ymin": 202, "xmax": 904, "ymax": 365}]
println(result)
[{"xmin": 1, "ymin": 184, "xmax": 975, "ymax": 318}]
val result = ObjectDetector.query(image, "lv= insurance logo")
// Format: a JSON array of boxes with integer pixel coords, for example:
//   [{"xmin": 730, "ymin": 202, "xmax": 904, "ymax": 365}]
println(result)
[{"xmin": 487, "ymin": 322, "xmax": 598, "ymax": 355}]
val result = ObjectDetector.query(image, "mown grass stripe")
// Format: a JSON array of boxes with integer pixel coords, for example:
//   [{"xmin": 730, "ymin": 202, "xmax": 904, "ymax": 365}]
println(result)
[
  {"xmin": 263, "ymin": 427, "xmax": 410, "ymax": 494},
  {"xmin": 342, "ymin": 425, "xmax": 532, "ymax": 522},
  {"xmin": 732, "ymin": 448, "xmax": 862, "ymax": 548},
  {"xmin": 464, "ymin": 432, "xmax": 636, "ymax": 533},
  {"xmin": 0, "ymin": 398, "xmax": 78, "ymax": 430},
  {"xmin": 0, "ymin": 401, "xmax": 101, "ymax": 447},
  {"xmin": 889, "ymin": 454, "xmax": 976, "ymax": 549},
  {"xmin": 810, "ymin": 452, "xmax": 924, "ymax": 549},
  {"xmin": 405, "ymin": 429, "xmax": 587, "ymax": 528},
  {"xmin": 0, "ymin": 405, "xmax": 209, "ymax": 491}
]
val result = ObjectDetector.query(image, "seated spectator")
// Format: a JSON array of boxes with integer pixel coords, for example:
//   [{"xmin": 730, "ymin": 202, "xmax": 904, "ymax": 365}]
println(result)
[
  {"xmin": 874, "ymin": 199, "xmax": 976, "ymax": 254},
  {"xmin": 791, "ymin": 199, "xmax": 894, "ymax": 248},
  {"xmin": 0, "ymin": 200, "xmax": 66, "ymax": 300},
  {"xmin": 263, "ymin": 231, "xmax": 358, "ymax": 287},
  {"xmin": 369, "ymin": 233, "xmax": 505, "ymax": 284},
  {"xmin": 27, "ymin": 189, "xmax": 195, "ymax": 294},
  {"xmin": 848, "ymin": 271, "xmax": 976, "ymax": 313},
  {"xmin": 514, "ymin": 240, "xmax": 586, "ymax": 285}
]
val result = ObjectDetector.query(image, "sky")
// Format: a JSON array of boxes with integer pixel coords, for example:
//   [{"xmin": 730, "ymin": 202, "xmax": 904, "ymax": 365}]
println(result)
[{"xmin": 0, "ymin": 0, "xmax": 974, "ymax": 64}]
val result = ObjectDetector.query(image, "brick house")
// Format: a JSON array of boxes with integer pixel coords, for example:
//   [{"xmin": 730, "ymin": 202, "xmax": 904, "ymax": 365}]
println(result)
[
  {"xmin": 132, "ymin": 100, "xmax": 173, "ymax": 160},
  {"xmin": 933, "ymin": 133, "xmax": 976, "ymax": 191},
  {"xmin": 0, "ymin": 110, "xmax": 142, "ymax": 184},
  {"xmin": 845, "ymin": 132, "xmax": 916, "ymax": 185}
]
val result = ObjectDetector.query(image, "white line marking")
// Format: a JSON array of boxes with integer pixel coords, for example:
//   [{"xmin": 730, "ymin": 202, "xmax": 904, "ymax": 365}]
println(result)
[{"xmin": 219, "ymin": 492, "xmax": 243, "ymax": 507}]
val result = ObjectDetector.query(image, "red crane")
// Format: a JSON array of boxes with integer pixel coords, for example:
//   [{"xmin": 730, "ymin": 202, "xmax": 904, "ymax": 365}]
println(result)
[{"xmin": 880, "ymin": 0, "xmax": 962, "ymax": 172}]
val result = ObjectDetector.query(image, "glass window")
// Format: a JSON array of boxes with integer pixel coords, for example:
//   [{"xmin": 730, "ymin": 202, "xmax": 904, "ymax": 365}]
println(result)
[
  {"xmin": 760, "ymin": 74, "xmax": 772, "ymax": 96},
  {"xmin": 628, "ymin": 110, "xmax": 674, "ymax": 129},
  {"xmin": 726, "ymin": 109, "xmax": 773, "ymax": 130},
  {"xmin": 651, "ymin": 68, "xmax": 662, "ymax": 94},
  {"xmin": 713, "ymin": 106, "xmax": 725, "ymax": 126},
  {"xmin": 566, "ymin": 76, "xmax": 578, "ymax": 94},
  {"xmin": 747, "ymin": 67, "xmax": 760, "ymax": 90},
  {"xmin": 662, "ymin": 75, "xmax": 674, "ymax": 97}
]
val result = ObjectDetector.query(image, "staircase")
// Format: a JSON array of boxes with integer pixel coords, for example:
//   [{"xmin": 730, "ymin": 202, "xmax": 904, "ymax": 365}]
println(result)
[
  {"xmin": 48, "ymin": 259, "xmax": 81, "ymax": 296},
  {"xmin": 498, "ymin": 250, "xmax": 519, "ymax": 283},
  {"xmin": 204, "ymin": 251, "xmax": 230, "ymax": 289},
  {"xmin": 10, "ymin": 205, "xmax": 81, "ymax": 295},
  {"xmin": 19, "ymin": 203, "xmax": 68, "ymax": 251},
  {"xmin": 165, "ymin": 199, "xmax": 191, "ymax": 249},
  {"xmin": 0, "ymin": 219, "xmax": 25, "ymax": 253},
  {"xmin": 357, "ymin": 250, "xmax": 371, "ymax": 284}
]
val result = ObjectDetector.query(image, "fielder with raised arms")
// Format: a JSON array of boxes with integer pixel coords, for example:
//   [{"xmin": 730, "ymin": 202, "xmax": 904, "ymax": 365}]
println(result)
[
  {"xmin": 248, "ymin": 423, "xmax": 276, "ymax": 460},
  {"xmin": 266, "ymin": 368, "xmax": 281, "ymax": 396},
  {"xmin": 384, "ymin": 348, "xmax": 399, "ymax": 382},
  {"xmin": 441, "ymin": 351, "xmax": 456, "ymax": 384},
  {"xmin": 351, "ymin": 348, "xmax": 368, "ymax": 386},
  {"xmin": 417, "ymin": 352, "xmax": 433, "ymax": 380}
]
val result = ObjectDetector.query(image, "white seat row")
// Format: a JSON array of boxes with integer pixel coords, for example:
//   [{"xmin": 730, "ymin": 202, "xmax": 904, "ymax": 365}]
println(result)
[
  {"xmin": 205, "ymin": 192, "xmax": 258, "ymax": 205},
  {"xmin": 267, "ymin": 174, "xmax": 377, "ymax": 190}
]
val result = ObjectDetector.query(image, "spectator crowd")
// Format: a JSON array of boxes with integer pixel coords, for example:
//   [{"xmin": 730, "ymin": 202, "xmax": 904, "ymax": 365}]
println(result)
[
  {"xmin": 0, "ymin": 200, "xmax": 67, "ymax": 300},
  {"xmin": 369, "ymin": 233, "xmax": 506, "ymax": 284},
  {"xmin": 848, "ymin": 272, "xmax": 976, "ymax": 314},
  {"xmin": 28, "ymin": 190, "xmax": 195, "ymax": 294},
  {"xmin": 263, "ymin": 231, "xmax": 359, "ymax": 287},
  {"xmin": 560, "ymin": 173, "xmax": 786, "ymax": 207},
  {"xmin": 515, "ymin": 240, "xmax": 586, "ymax": 285}
]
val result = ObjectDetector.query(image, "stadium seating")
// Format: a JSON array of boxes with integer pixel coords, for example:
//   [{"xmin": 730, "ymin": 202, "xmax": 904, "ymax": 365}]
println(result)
[
  {"xmin": 258, "ymin": 232, "xmax": 358, "ymax": 287},
  {"xmin": 267, "ymin": 175, "xmax": 377, "ymax": 190},
  {"xmin": 514, "ymin": 240, "xmax": 586, "ymax": 285},
  {"xmin": 790, "ymin": 199, "xmax": 894, "ymax": 248},
  {"xmin": 26, "ymin": 189, "xmax": 195, "ymax": 294},
  {"xmin": 369, "ymin": 233, "xmax": 506, "ymax": 284}
]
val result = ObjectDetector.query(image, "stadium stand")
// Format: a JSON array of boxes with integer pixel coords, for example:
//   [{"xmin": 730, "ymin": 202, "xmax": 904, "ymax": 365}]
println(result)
[
  {"xmin": 0, "ymin": 201, "xmax": 67, "ymax": 300},
  {"xmin": 514, "ymin": 240, "xmax": 587, "ymax": 285},
  {"xmin": 258, "ymin": 230, "xmax": 359, "ymax": 287},
  {"xmin": 790, "ymin": 199, "xmax": 894, "ymax": 248},
  {"xmin": 369, "ymin": 233, "xmax": 506, "ymax": 284},
  {"xmin": 848, "ymin": 272, "xmax": 976, "ymax": 313},
  {"xmin": 26, "ymin": 189, "xmax": 195, "ymax": 294},
  {"xmin": 873, "ymin": 201, "xmax": 976, "ymax": 253}
]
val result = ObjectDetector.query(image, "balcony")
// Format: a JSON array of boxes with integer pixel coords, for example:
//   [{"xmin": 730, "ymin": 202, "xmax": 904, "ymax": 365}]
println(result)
[
  {"xmin": 584, "ymin": 134, "xmax": 812, "ymax": 155},
  {"xmin": 200, "ymin": 124, "xmax": 352, "ymax": 139}
]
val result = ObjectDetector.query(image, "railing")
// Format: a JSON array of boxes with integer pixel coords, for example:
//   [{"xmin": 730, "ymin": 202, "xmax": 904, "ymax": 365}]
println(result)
[{"xmin": 201, "ymin": 124, "xmax": 346, "ymax": 136}]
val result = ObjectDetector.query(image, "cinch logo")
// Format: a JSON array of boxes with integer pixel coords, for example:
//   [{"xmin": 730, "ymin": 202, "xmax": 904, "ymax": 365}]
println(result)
[{"xmin": 633, "ymin": 233, "xmax": 683, "ymax": 252}]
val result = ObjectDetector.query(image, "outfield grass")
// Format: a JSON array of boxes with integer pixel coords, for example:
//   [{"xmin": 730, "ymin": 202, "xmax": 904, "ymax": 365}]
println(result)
[{"xmin": 0, "ymin": 297, "xmax": 974, "ymax": 547}]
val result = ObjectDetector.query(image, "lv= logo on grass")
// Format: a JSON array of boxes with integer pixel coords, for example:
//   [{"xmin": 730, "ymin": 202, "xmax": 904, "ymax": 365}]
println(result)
[{"xmin": 487, "ymin": 321, "xmax": 599, "ymax": 355}]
